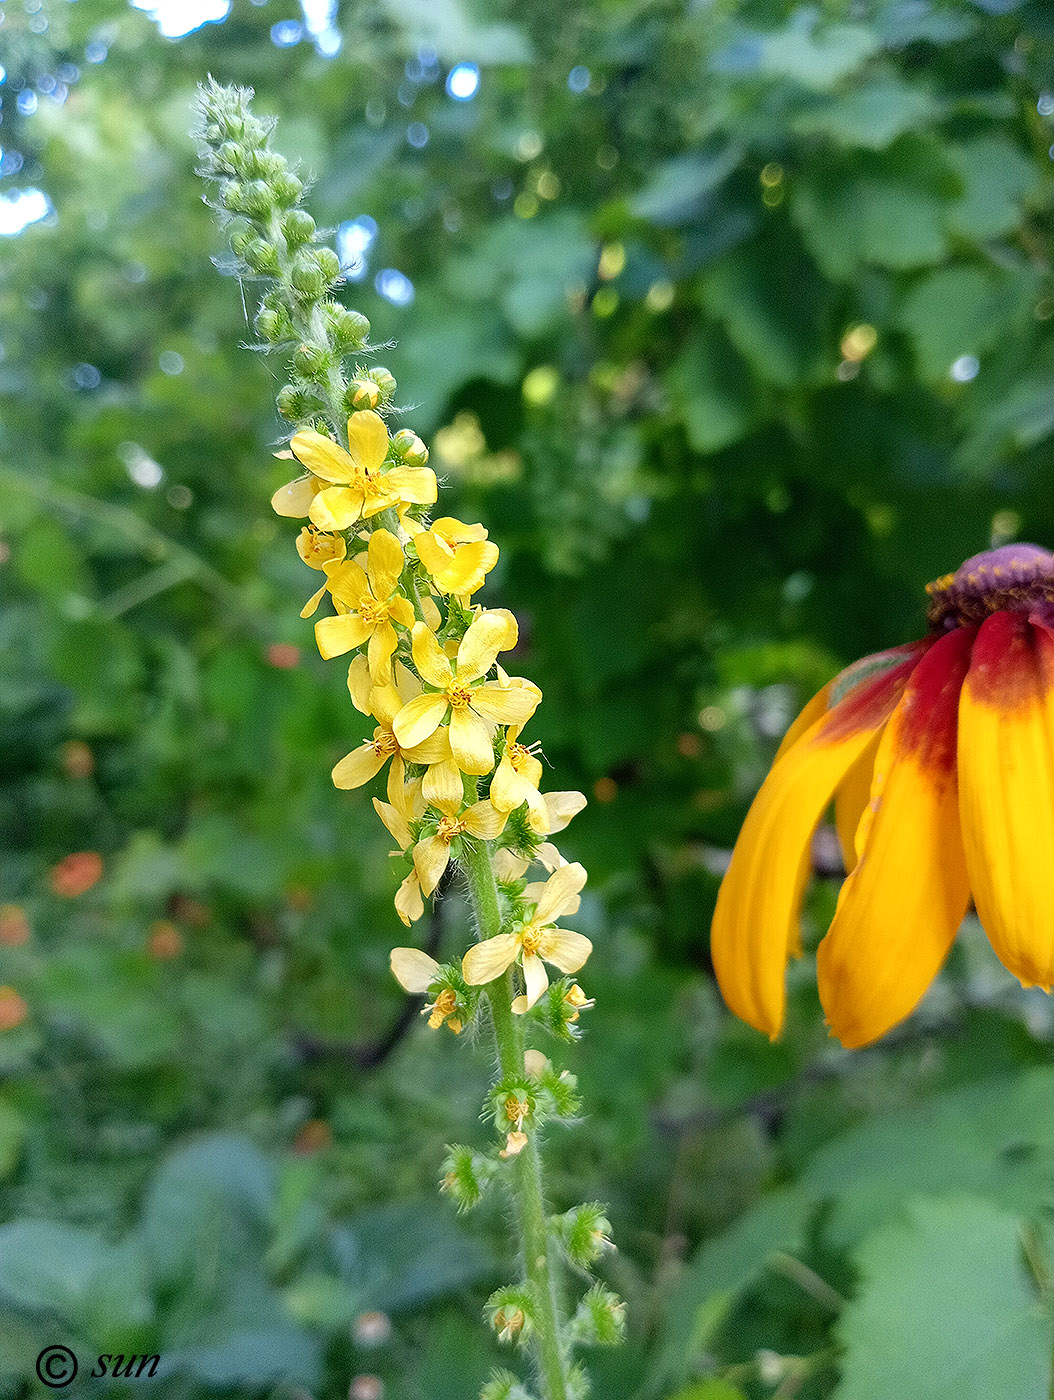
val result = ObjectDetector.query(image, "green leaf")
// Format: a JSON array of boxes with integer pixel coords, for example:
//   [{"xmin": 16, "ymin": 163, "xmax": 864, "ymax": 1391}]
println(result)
[
  {"xmin": 0, "ymin": 1098, "xmax": 26, "ymax": 1180},
  {"xmin": 344, "ymin": 1200, "xmax": 497, "ymax": 1313},
  {"xmin": 631, "ymin": 146, "xmax": 742, "ymax": 226},
  {"xmin": 898, "ymin": 264, "xmax": 1039, "ymax": 383},
  {"xmin": 700, "ymin": 245, "xmax": 825, "ymax": 387},
  {"xmin": 667, "ymin": 331, "xmax": 757, "ymax": 453},
  {"xmin": 649, "ymin": 1187, "xmax": 813, "ymax": 1393},
  {"xmin": 791, "ymin": 142, "xmax": 954, "ymax": 280},
  {"xmin": 0, "ymin": 1221, "xmax": 110, "ymax": 1316},
  {"xmin": 834, "ymin": 1196, "xmax": 1051, "ymax": 1400},
  {"xmin": 804, "ymin": 1068, "xmax": 1054, "ymax": 1251},
  {"xmin": 947, "ymin": 135, "xmax": 1039, "ymax": 242},
  {"xmin": 761, "ymin": 21, "xmax": 879, "ymax": 91},
  {"xmin": 792, "ymin": 77, "xmax": 939, "ymax": 150}
]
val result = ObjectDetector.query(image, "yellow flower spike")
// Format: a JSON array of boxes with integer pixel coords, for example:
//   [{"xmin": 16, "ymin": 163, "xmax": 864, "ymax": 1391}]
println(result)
[
  {"xmin": 462, "ymin": 862, "xmax": 592, "ymax": 1013},
  {"xmin": 415, "ymin": 516, "xmax": 499, "ymax": 595},
  {"xmin": 491, "ymin": 726, "xmax": 549, "ymax": 831},
  {"xmin": 314, "ymin": 529, "xmax": 415, "ymax": 684},
  {"xmin": 393, "ymin": 616, "xmax": 539, "ymax": 775}
]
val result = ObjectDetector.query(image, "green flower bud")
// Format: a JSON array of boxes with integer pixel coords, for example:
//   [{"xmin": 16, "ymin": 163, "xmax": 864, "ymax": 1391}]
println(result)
[
  {"xmin": 392, "ymin": 428, "xmax": 429, "ymax": 466},
  {"xmin": 551, "ymin": 1203, "xmax": 614, "ymax": 1267},
  {"xmin": 293, "ymin": 341, "xmax": 334, "ymax": 382},
  {"xmin": 327, "ymin": 304, "xmax": 370, "ymax": 351},
  {"xmin": 243, "ymin": 238, "xmax": 280, "ymax": 275},
  {"xmin": 252, "ymin": 150, "xmax": 285, "ymax": 180},
  {"xmin": 366, "ymin": 365, "xmax": 397, "ymax": 401},
  {"xmin": 219, "ymin": 179, "xmax": 249, "ymax": 214},
  {"xmin": 254, "ymin": 308, "xmax": 287, "ymax": 342},
  {"xmin": 485, "ymin": 1287, "xmax": 534, "ymax": 1347},
  {"xmin": 217, "ymin": 140, "xmax": 244, "ymax": 173},
  {"xmin": 269, "ymin": 170, "xmax": 303, "ymax": 207},
  {"xmin": 568, "ymin": 1285, "xmax": 625, "ymax": 1348},
  {"xmin": 281, "ymin": 209, "xmax": 316, "ymax": 247},
  {"xmin": 290, "ymin": 254, "xmax": 330, "ymax": 300},
  {"xmin": 315, "ymin": 247, "xmax": 341, "ymax": 282},
  {"xmin": 243, "ymin": 179, "xmax": 275, "ymax": 219},
  {"xmin": 229, "ymin": 227, "xmax": 253, "ymax": 257},
  {"xmin": 479, "ymin": 1372, "xmax": 535, "ymax": 1400},
  {"xmin": 439, "ymin": 1144, "xmax": 497, "ymax": 1211},
  {"xmin": 346, "ymin": 378, "xmax": 381, "ymax": 412},
  {"xmin": 277, "ymin": 383, "xmax": 325, "ymax": 422}
]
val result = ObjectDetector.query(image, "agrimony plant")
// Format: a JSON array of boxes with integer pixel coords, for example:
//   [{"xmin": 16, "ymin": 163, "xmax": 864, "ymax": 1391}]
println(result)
[{"xmin": 194, "ymin": 80, "xmax": 623, "ymax": 1400}]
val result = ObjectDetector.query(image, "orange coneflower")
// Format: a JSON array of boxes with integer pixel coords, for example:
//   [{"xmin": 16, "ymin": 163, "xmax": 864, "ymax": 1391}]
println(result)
[{"xmin": 711, "ymin": 543, "xmax": 1054, "ymax": 1049}]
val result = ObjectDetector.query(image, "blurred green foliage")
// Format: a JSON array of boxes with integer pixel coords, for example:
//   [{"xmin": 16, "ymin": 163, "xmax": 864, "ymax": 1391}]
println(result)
[{"xmin": 1, "ymin": 0, "xmax": 1053, "ymax": 1396}]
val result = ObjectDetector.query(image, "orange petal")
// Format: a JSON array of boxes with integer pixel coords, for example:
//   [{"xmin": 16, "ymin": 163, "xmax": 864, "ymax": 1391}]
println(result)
[
  {"xmin": 710, "ymin": 643, "xmax": 928, "ymax": 1039},
  {"xmin": 834, "ymin": 744, "xmax": 877, "ymax": 873},
  {"xmin": 817, "ymin": 628, "xmax": 974, "ymax": 1048},
  {"xmin": 958, "ymin": 610, "xmax": 1054, "ymax": 990}
]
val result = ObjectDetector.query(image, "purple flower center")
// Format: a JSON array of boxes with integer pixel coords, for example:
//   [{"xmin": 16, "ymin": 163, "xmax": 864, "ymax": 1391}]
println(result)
[{"xmin": 926, "ymin": 544, "xmax": 1054, "ymax": 629}]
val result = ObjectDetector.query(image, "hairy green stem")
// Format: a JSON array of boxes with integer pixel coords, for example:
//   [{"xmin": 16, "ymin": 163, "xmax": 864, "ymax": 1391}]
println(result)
[{"xmin": 460, "ymin": 841, "xmax": 571, "ymax": 1400}]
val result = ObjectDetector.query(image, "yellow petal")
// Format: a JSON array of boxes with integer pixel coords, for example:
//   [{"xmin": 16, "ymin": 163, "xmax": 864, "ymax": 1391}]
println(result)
[
  {"xmin": 291, "ymin": 429, "xmax": 357, "ymax": 483},
  {"xmin": 490, "ymin": 755, "xmax": 528, "ymax": 813},
  {"xmin": 514, "ymin": 951, "xmax": 549, "ymax": 1012},
  {"xmin": 315, "ymin": 613, "xmax": 372, "ymax": 659},
  {"xmin": 420, "ymin": 594, "xmax": 442, "ymax": 632},
  {"xmin": 271, "ymin": 476, "xmax": 319, "ymax": 517},
  {"xmin": 422, "ymin": 759, "xmax": 464, "ymax": 814},
  {"xmin": 389, "ymin": 596, "xmax": 416, "ymax": 628},
  {"xmin": 413, "ymin": 835, "xmax": 452, "ymax": 897},
  {"xmin": 494, "ymin": 849, "xmax": 530, "ymax": 881},
  {"xmin": 710, "ymin": 644, "xmax": 927, "ymax": 1039},
  {"xmin": 834, "ymin": 743, "xmax": 878, "ymax": 873},
  {"xmin": 817, "ymin": 627, "xmax": 974, "ymax": 1048},
  {"xmin": 368, "ymin": 621, "xmax": 398, "ymax": 685},
  {"xmin": 539, "ymin": 928, "xmax": 592, "ymax": 974},
  {"xmin": 463, "ymin": 800, "xmax": 508, "ymax": 839},
  {"xmin": 470, "ymin": 682, "xmax": 540, "ymax": 727},
  {"xmin": 332, "ymin": 743, "xmax": 388, "ymax": 790},
  {"xmin": 345, "ymin": 410, "xmax": 389, "ymax": 471},
  {"xmin": 449, "ymin": 706, "xmax": 495, "ymax": 775},
  {"xmin": 958, "ymin": 610, "xmax": 1054, "ymax": 990},
  {"xmin": 395, "ymin": 872, "xmax": 424, "ymax": 926},
  {"xmin": 462, "ymin": 933, "xmax": 519, "ymax": 985},
  {"xmin": 524, "ymin": 786, "xmax": 551, "ymax": 834},
  {"xmin": 534, "ymin": 862, "xmax": 587, "ymax": 924},
  {"xmin": 544, "ymin": 791, "xmax": 586, "ymax": 832},
  {"xmin": 369, "ymin": 682, "xmax": 403, "ymax": 730},
  {"xmin": 390, "ymin": 947, "xmax": 440, "ymax": 994},
  {"xmin": 367, "ymin": 529, "xmax": 405, "ymax": 601},
  {"xmin": 309, "ymin": 486, "xmax": 364, "ymax": 531},
  {"xmin": 324, "ymin": 558, "xmax": 370, "ymax": 610},
  {"xmin": 404, "ymin": 727, "xmax": 453, "ymax": 765},
  {"xmin": 455, "ymin": 612, "xmax": 510, "ymax": 683},
  {"xmin": 373, "ymin": 796, "xmax": 411, "ymax": 851},
  {"xmin": 535, "ymin": 842, "xmax": 567, "ymax": 872},
  {"xmin": 431, "ymin": 517, "xmax": 489, "ymax": 543},
  {"xmin": 347, "ymin": 656, "xmax": 372, "ymax": 714},
  {"xmin": 411, "ymin": 622, "xmax": 453, "ymax": 688},
  {"xmin": 384, "ymin": 465, "xmax": 438, "ymax": 505},
  {"xmin": 393, "ymin": 693, "xmax": 449, "ymax": 749},
  {"xmin": 300, "ymin": 582, "xmax": 328, "ymax": 619}
]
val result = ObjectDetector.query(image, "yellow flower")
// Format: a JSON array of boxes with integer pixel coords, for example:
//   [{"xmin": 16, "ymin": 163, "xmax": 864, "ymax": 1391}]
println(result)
[
  {"xmin": 331, "ymin": 665, "xmax": 453, "ymax": 806},
  {"xmin": 374, "ymin": 787, "xmax": 427, "ymax": 926},
  {"xmin": 392, "ymin": 614, "xmax": 541, "ymax": 775},
  {"xmin": 389, "ymin": 948, "xmax": 463, "ymax": 1032},
  {"xmin": 314, "ymin": 529, "xmax": 415, "ymax": 684},
  {"xmin": 412, "ymin": 797, "xmax": 508, "ymax": 897},
  {"xmin": 414, "ymin": 516, "xmax": 499, "ymax": 595},
  {"xmin": 273, "ymin": 410, "xmax": 437, "ymax": 531},
  {"xmin": 711, "ymin": 542, "xmax": 1054, "ymax": 1049},
  {"xmin": 297, "ymin": 527, "xmax": 348, "ymax": 617},
  {"xmin": 490, "ymin": 726, "xmax": 548, "ymax": 831},
  {"xmin": 462, "ymin": 862, "xmax": 592, "ymax": 1013}
]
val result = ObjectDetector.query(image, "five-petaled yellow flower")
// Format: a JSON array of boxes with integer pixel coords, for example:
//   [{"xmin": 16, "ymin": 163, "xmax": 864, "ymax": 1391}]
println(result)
[
  {"xmin": 462, "ymin": 862, "xmax": 592, "ymax": 1013},
  {"xmin": 314, "ymin": 528, "xmax": 415, "ymax": 684},
  {"xmin": 412, "ymin": 516, "xmax": 499, "ymax": 596},
  {"xmin": 491, "ymin": 725, "xmax": 548, "ymax": 832},
  {"xmin": 331, "ymin": 664, "xmax": 453, "ymax": 807},
  {"xmin": 711, "ymin": 543, "xmax": 1054, "ymax": 1049},
  {"xmin": 392, "ymin": 614, "xmax": 541, "ymax": 775},
  {"xmin": 271, "ymin": 409, "xmax": 437, "ymax": 530}
]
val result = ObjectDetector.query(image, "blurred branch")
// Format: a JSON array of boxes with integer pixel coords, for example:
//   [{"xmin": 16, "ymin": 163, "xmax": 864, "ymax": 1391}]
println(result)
[{"xmin": 0, "ymin": 463, "xmax": 264, "ymax": 632}]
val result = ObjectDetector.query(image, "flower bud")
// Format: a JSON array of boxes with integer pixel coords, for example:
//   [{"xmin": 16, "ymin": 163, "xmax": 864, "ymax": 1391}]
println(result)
[
  {"xmin": 252, "ymin": 149, "xmax": 285, "ymax": 180},
  {"xmin": 255, "ymin": 307, "xmax": 288, "ymax": 342},
  {"xmin": 315, "ymin": 246, "xmax": 341, "ymax": 282},
  {"xmin": 439, "ymin": 1143, "xmax": 496, "ymax": 1210},
  {"xmin": 327, "ymin": 305, "xmax": 370, "ymax": 351},
  {"xmin": 366, "ymin": 365, "xmax": 397, "ymax": 401},
  {"xmin": 568, "ymin": 1284, "xmax": 625, "ymax": 1348},
  {"xmin": 229, "ymin": 227, "xmax": 253, "ymax": 257},
  {"xmin": 551, "ymin": 1203, "xmax": 614, "ymax": 1267},
  {"xmin": 277, "ymin": 383, "xmax": 325, "ymax": 422},
  {"xmin": 486, "ymin": 1287, "xmax": 534, "ymax": 1346},
  {"xmin": 293, "ymin": 342, "xmax": 334, "ymax": 382},
  {"xmin": 346, "ymin": 378, "xmax": 381, "ymax": 412},
  {"xmin": 391, "ymin": 428, "xmax": 429, "ymax": 466},
  {"xmin": 269, "ymin": 170, "xmax": 304, "ymax": 206},
  {"xmin": 281, "ymin": 208, "xmax": 316, "ymax": 247},
  {"xmin": 219, "ymin": 179, "xmax": 249, "ymax": 214},
  {"xmin": 243, "ymin": 238, "xmax": 280, "ymax": 275},
  {"xmin": 290, "ymin": 253, "xmax": 330, "ymax": 299},
  {"xmin": 217, "ymin": 140, "xmax": 245, "ymax": 174}
]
